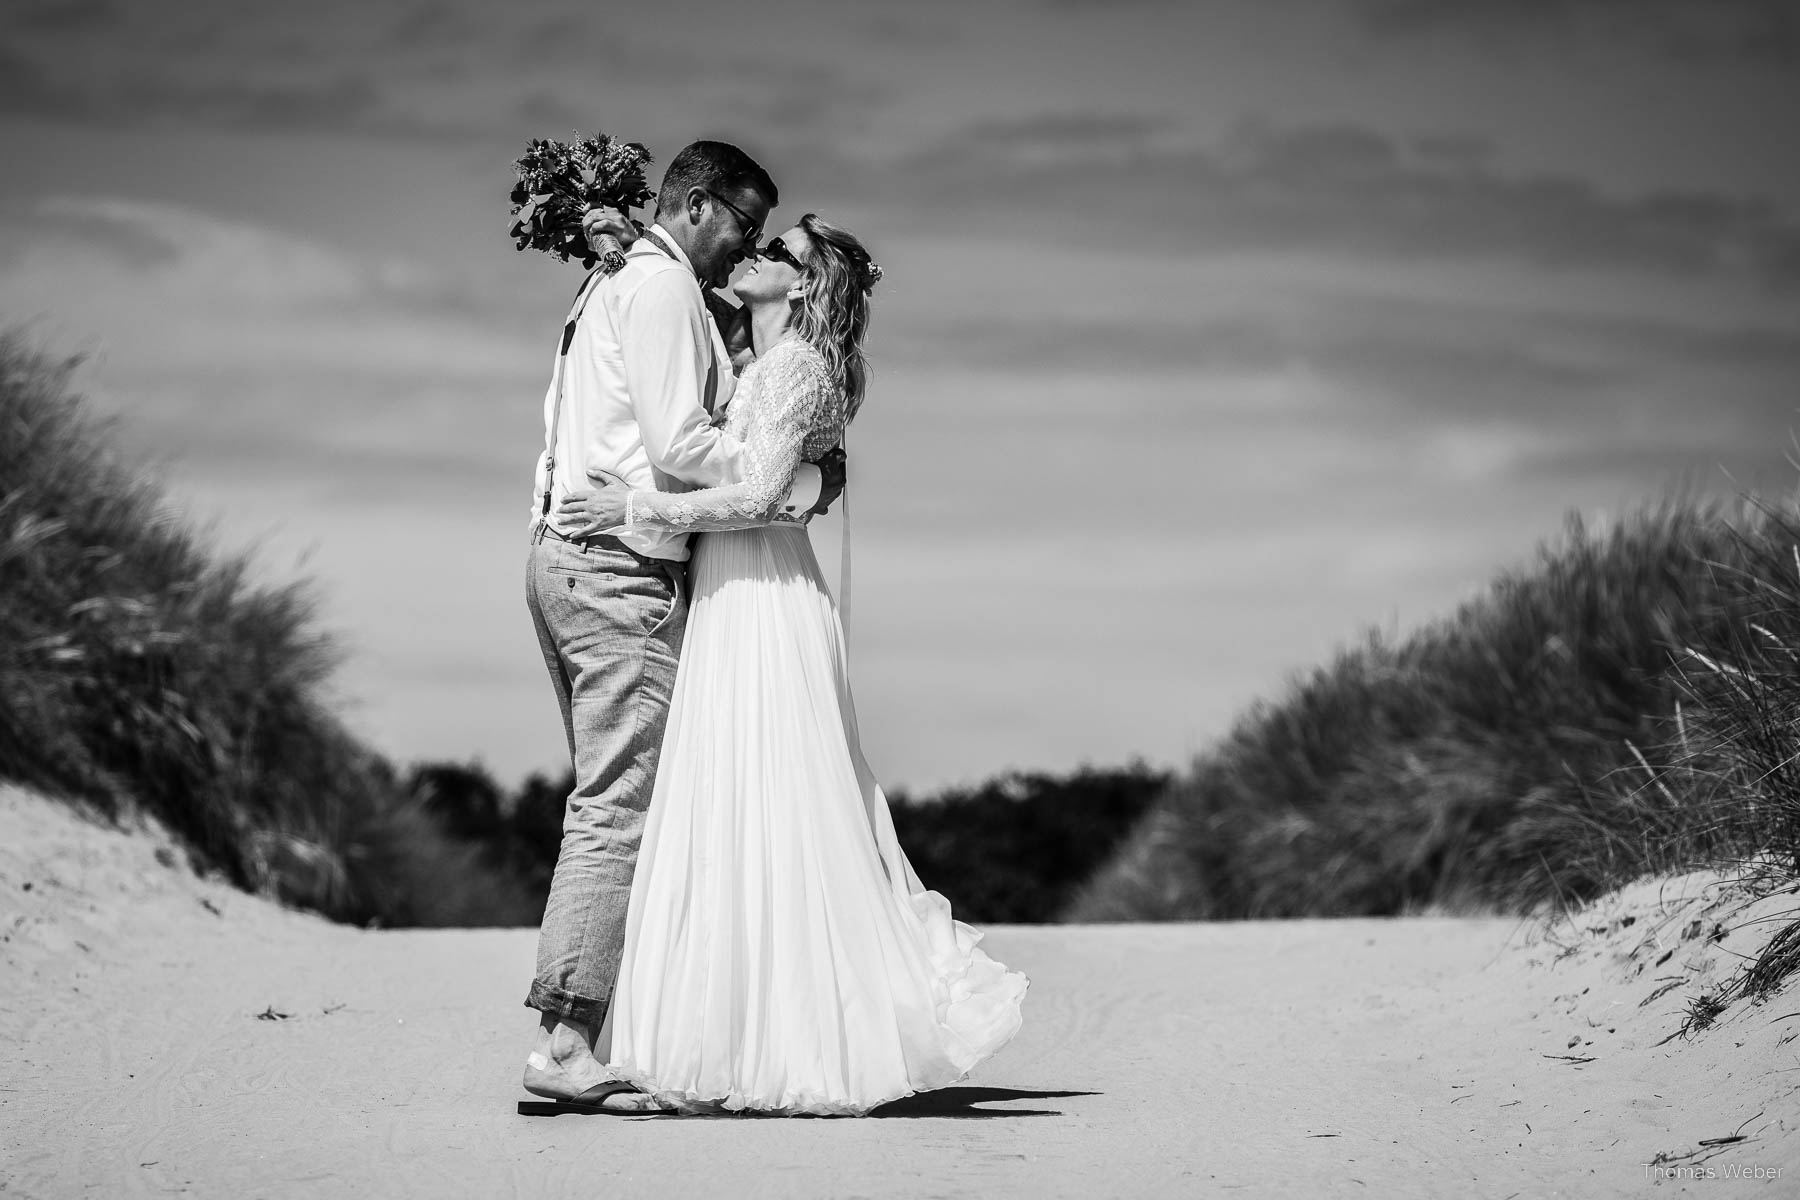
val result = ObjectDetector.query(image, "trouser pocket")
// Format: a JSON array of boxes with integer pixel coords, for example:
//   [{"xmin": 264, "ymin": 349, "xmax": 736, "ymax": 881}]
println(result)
[{"xmin": 648, "ymin": 563, "xmax": 685, "ymax": 636}]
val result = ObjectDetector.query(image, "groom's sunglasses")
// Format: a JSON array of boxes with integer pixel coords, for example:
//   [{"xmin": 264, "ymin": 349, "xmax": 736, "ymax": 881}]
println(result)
[
  {"xmin": 758, "ymin": 237, "xmax": 804, "ymax": 271},
  {"xmin": 706, "ymin": 190, "xmax": 762, "ymax": 247}
]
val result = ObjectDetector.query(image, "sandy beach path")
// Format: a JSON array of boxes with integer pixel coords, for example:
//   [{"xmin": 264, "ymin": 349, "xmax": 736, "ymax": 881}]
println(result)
[{"xmin": 3, "ymin": 787, "xmax": 1797, "ymax": 1198}]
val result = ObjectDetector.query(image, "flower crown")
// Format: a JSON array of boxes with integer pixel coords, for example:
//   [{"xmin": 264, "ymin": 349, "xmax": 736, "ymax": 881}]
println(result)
[{"xmin": 844, "ymin": 244, "xmax": 882, "ymax": 292}]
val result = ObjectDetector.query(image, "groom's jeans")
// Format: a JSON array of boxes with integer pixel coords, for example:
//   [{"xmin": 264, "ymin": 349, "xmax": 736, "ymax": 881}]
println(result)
[{"xmin": 523, "ymin": 522, "xmax": 687, "ymax": 1029}]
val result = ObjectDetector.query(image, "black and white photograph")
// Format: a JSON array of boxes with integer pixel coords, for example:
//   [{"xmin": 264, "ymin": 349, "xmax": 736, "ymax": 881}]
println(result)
[{"xmin": 3, "ymin": 0, "xmax": 1799, "ymax": 1194}]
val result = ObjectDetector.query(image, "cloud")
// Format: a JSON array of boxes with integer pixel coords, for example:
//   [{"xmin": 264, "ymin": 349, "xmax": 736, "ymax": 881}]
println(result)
[
  {"xmin": 0, "ymin": 0, "xmax": 889, "ymax": 145},
  {"xmin": 887, "ymin": 302, "xmax": 1797, "ymax": 425},
  {"xmin": 0, "ymin": 197, "xmax": 528, "ymax": 378},
  {"xmin": 120, "ymin": 74, "xmax": 383, "ymax": 133},
  {"xmin": 864, "ymin": 116, "xmax": 1800, "ymax": 290},
  {"xmin": 0, "ymin": 195, "xmax": 553, "ymax": 600},
  {"xmin": 0, "ymin": 44, "xmax": 93, "ymax": 119},
  {"xmin": 862, "ymin": 236, "xmax": 1800, "ymax": 506},
  {"xmin": 0, "ymin": 2, "xmax": 471, "ymax": 136},
  {"xmin": 372, "ymin": 0, "xmax": 487, "ymax": 53},
  {"xmin": 0, "ymin": 41, "xmax": 388, "ymax": 132},
  {"xmin": 1357, "ymin": 0, "xmax": 1800, "ymax": 68},
  {"xmin": 1282, "ymin": 295, "xmax": 1800, "ymax": 427},
  {"xmin": 4, "ymin": 0, "xmax": 118, "ymax": 34},
  {"xmin": 712, "ymin": 63, "xmax": 889, "ymax": 146}
]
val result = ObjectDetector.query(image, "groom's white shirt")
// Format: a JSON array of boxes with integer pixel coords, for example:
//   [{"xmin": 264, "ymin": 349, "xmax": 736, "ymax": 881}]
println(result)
[{"xmin": 529, "ymin": 223, "xmax": 820, "ymax": 561}]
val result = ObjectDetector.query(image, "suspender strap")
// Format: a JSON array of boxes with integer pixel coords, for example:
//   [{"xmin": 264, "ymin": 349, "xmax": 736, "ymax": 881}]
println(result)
[
  {"xmin": 541, "ymin": 265, "xmax": 610, "ymax": 517},
  {"xmin": 642, "ymin": 227, "xmax": 682, "ymax": 263}
]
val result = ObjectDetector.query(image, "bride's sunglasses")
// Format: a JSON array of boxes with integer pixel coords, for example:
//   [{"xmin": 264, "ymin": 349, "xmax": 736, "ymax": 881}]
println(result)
[{"xmin": 758, "ymin": 237, "xmax": 805, "ymax": 271}]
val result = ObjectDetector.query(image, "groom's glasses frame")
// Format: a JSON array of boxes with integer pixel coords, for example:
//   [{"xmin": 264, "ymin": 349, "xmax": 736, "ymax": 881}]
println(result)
[{"xmin": 706, "ymin": 190, "xmax": 763, "ymax": 248}]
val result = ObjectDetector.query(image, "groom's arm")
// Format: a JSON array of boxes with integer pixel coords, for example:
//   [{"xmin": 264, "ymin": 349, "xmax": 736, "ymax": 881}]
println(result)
[
  {"xmin": 624, "ymin": 273, "xmax": 820, "ymax": 517},
  {"xmin": 624, "ymin": 272, "xmax": 746, "ymax": 488}
]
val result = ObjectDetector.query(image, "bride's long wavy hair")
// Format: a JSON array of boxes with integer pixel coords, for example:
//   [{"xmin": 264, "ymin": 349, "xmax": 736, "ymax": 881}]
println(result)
[{"xmin": 789, "ymin": 213, "xmax": 878, "ymax": 422}]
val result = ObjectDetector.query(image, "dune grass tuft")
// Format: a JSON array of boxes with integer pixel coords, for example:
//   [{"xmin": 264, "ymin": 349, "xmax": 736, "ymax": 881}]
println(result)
[
  {"xmin": 1067, "ymin": 492, "xmax": 1800, "ymax": 1015},
  {"xmin": 0, "ymin": 336, "xmax": 537, "ymax": 927}
]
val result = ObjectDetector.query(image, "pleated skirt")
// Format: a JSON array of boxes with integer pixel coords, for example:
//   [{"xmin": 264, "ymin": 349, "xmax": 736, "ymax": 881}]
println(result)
[{"xmin": 608, "ymin": 525, "xmax": 1028, "ymax": 1116}]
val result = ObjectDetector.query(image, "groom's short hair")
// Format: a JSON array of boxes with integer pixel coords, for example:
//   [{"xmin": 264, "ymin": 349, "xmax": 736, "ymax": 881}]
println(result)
[{"xmin": 656, "ymin": 141, "xmax": 779, "ymax": 217}]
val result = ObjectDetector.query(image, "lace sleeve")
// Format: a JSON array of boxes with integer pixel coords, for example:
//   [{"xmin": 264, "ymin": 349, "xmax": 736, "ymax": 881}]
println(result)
[{"xmin": 623, "ymin": 340, "xmax": 836, "ymax": 533}]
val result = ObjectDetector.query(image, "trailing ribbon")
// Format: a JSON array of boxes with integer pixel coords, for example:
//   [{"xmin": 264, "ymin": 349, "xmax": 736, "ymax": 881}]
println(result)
[{"xmin": 839, "ymin": 451, "xmax": 852, "ymax": 653}]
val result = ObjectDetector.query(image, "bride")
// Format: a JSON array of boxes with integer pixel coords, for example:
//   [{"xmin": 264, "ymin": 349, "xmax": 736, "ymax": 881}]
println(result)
[{"xmin": 555, "ymin": 214, "xmax": 1027, "ymax": 1116}]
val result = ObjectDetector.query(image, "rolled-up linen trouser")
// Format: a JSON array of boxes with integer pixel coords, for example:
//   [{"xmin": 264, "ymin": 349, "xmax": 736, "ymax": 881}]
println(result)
[{"xmin": 523, "ymin": 522, "xmax": 686, "ymax": 1029}]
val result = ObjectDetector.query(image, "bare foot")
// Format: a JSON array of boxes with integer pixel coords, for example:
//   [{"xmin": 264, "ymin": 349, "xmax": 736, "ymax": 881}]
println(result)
[
  {"xmin": 522, "ymin": 1014, "xmax": 672, "ymax": 1113},
  {"xmin": 578, "ymin": 1089, "xmax": 672, "ymax": 1114},
  {"xmin": 522, "ymin": 1014, "xmax": 608, "ymax": 1096}
]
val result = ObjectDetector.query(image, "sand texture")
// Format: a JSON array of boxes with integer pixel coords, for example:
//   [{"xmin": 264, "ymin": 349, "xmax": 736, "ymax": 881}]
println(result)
[{"xmin": 3, "ymin": 785, "xmax": 1798, "ymax": 1198}]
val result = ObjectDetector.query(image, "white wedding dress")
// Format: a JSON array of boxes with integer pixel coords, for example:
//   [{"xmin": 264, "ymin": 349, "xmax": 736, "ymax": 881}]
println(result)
[{"xmin": 606, "ymin": 336, "xmax": 1028, "ymax": 1116}]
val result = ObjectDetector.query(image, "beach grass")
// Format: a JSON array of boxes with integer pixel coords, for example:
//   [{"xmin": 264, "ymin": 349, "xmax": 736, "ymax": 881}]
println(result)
[
  {"xmin": 0, "ymin": 337, "xmax": 539, "ymax": 927},
  {"xmin": 1067, "ymin": 491, "xmax": 1800, "ymax": 1015}
]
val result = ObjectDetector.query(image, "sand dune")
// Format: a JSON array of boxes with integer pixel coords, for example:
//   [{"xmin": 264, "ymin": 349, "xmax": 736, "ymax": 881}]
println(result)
[{"xmin": 2, "ymin": 784, "xmax": 1796, "ymax": 1198}]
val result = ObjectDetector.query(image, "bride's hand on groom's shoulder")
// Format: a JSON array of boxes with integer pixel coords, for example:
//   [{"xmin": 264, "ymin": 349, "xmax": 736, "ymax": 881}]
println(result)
[
  {"xmin": 556, "ymin": 485, "xmax": 628, "ymax": 537},
  {"xmin": 582, "ymin": 206, "xmax": 639, "ymax": 255}
]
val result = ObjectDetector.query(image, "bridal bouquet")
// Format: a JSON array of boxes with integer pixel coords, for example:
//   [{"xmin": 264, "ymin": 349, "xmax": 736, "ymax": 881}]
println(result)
[{"xmin": 508, "ymin": 133, "xmax": 655, "ymax": 274}]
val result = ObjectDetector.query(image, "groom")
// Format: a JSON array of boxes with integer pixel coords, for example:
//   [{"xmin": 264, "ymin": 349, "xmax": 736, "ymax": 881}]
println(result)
[{"xmin": 518, "ymin": 140, "xmax": 841, "ymax": 1114}]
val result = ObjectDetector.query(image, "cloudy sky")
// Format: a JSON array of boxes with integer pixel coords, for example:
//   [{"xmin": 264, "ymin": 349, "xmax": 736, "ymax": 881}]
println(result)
[{"xmin": 2, "ymin": 0, "xmax": 1797, "ymax": 791}]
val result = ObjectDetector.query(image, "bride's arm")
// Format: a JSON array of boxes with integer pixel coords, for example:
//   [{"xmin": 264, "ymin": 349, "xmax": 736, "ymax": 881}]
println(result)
[
  {"xmin": 553, "ymin": 340, "xmax": 830, "ymax": 538},
  {"xmin": 623, "ymin": 342, "xmax": 836, "ymax": 533}
]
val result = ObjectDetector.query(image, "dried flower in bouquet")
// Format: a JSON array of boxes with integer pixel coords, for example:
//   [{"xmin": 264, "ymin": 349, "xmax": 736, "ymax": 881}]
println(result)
[{"xmin": 509, "ymin": 133, "xmax": 655, "ymax": 274}]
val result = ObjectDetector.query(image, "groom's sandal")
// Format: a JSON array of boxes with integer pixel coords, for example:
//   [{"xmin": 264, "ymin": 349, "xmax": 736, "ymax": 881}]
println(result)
[{"xmin": 517, "ymin": 1081, "xmax": 670, "ymax": 1116}]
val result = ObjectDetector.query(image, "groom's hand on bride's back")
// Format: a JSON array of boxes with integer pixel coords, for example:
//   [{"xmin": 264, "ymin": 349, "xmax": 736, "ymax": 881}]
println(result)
[{"xmin": 807, "ymin": 447, "xmax": 847, "ymax": 516}]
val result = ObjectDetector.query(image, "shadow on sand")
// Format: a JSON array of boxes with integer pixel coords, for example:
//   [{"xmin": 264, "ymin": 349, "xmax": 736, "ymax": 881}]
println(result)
[
  {"xmin": 623, "ymin": 1086, "xmax": 1098, "ymax": 1120},
  {"xmin": 871, "ymin": 1086, "xmax": 1099, "ymax": 1119}
]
